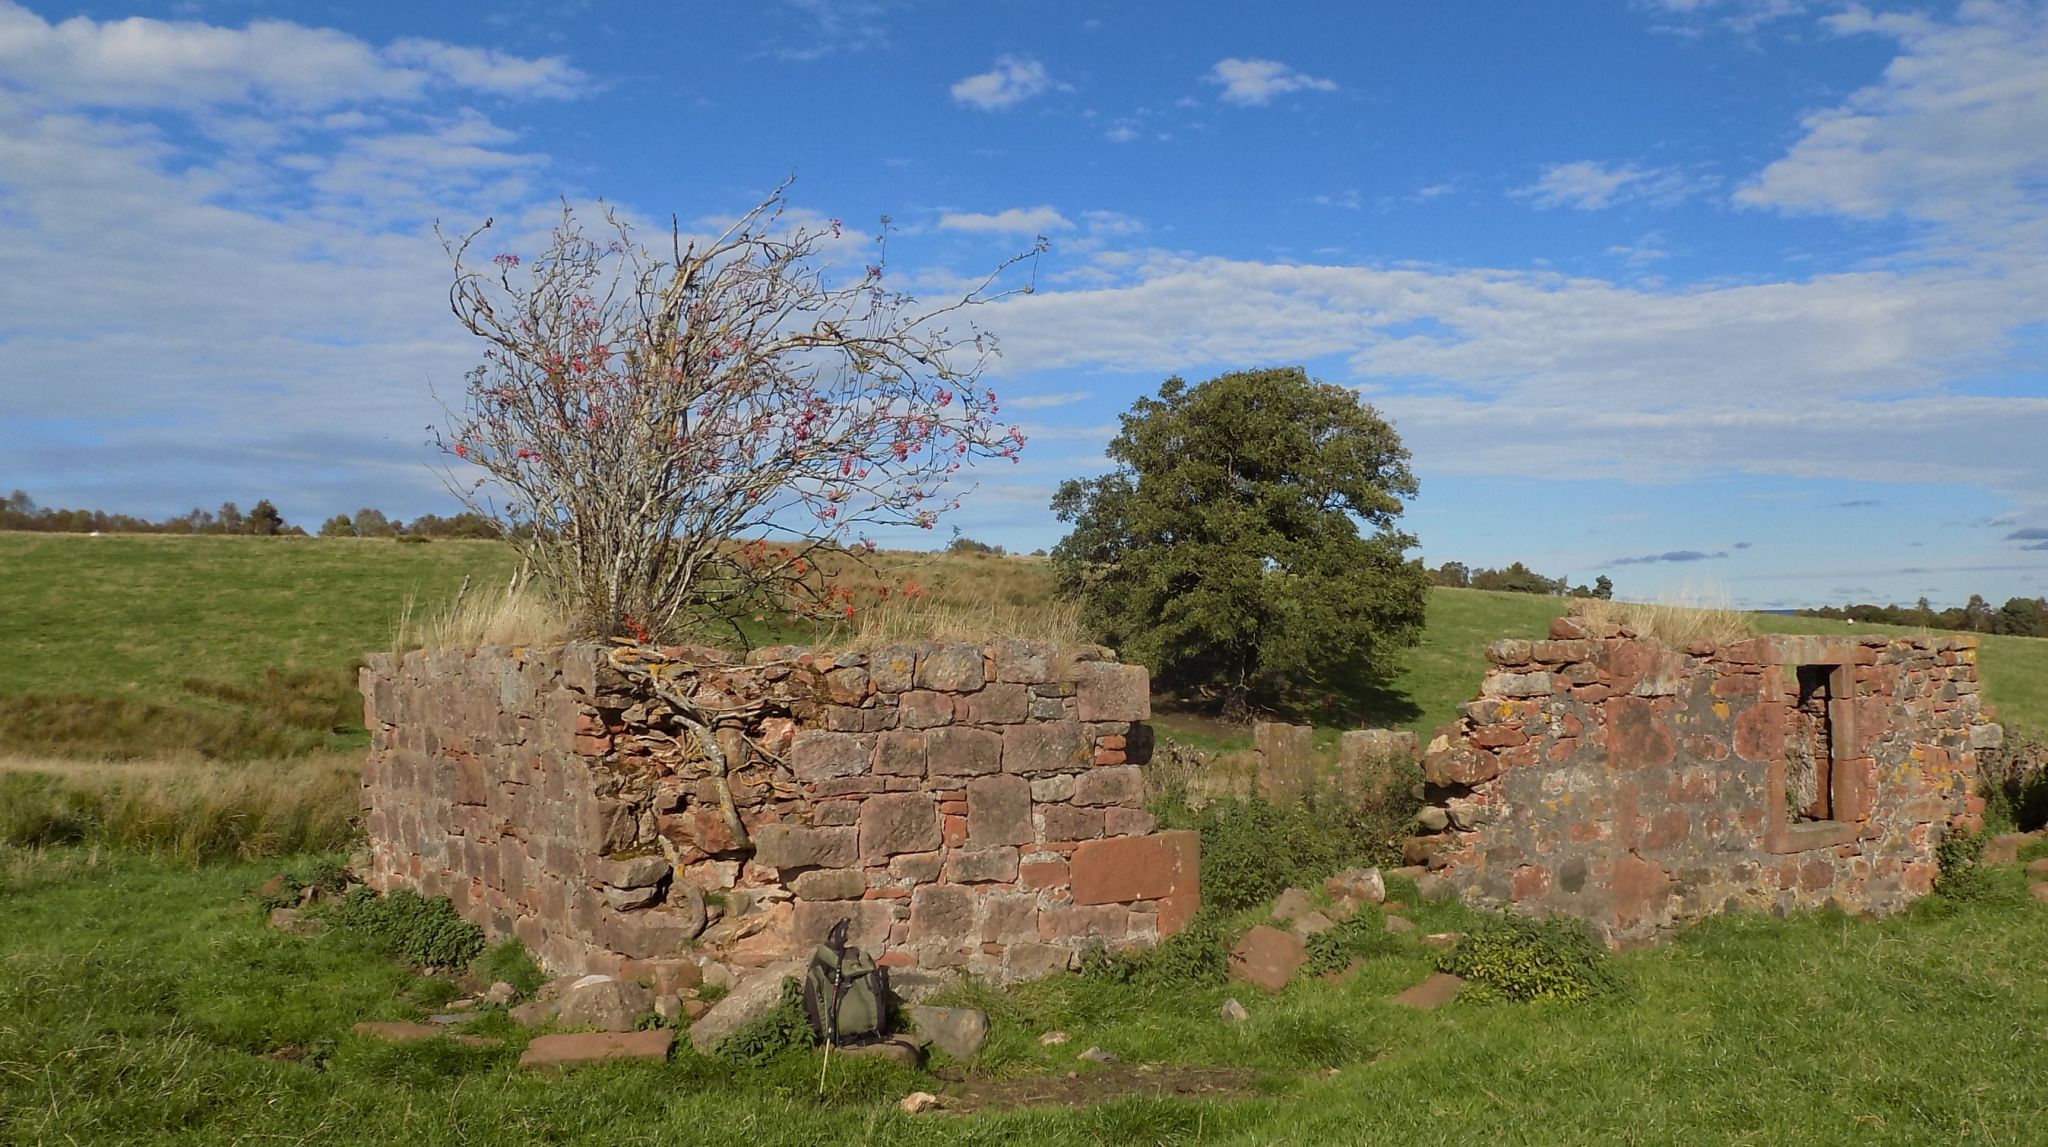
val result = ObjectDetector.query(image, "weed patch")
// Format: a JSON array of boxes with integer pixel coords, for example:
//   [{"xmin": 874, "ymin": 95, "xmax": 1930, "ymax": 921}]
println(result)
[
  {"xmin": 715, "ymin": 979, "xmax": 816, "ymax": 1065},
  {"xmin": 1437, "ymin": 913, "xmax": 1617, "ymax": 1003},
  {"xmin": 325, "ymin": 887, "xmax": 485, "ymax": 969},
  {"xmin": 1163, "ymin": 789, "xmax": 1412, "ymax": 912}
]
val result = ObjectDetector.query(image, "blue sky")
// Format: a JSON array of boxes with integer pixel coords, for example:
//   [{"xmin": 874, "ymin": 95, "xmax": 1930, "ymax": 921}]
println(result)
[{"xmin": 2, "ymin": 0, "xmax": 2046, "ymax": 609}]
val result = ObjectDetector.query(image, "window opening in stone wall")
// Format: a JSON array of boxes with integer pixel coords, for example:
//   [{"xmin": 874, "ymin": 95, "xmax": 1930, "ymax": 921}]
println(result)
[{"xmin": 1787, "ymin": 665, "xmax": 1835, "ymax": 822}]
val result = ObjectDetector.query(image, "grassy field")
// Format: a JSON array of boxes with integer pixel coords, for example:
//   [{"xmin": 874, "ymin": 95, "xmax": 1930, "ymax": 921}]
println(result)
[
  {"xmin": 4, "ymin": 532, "xmax": 2048, "ymax": 1142},
  {"xmin": 3, "ymin": 844, "xmax": 2046, "ymax": 1145}
]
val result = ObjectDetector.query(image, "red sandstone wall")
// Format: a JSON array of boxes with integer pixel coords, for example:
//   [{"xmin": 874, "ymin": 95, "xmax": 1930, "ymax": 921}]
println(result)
[
  {"xmin": 359, "ymin": 641, "xmax": 1197, "ymax": 985},
  {"xmin": 1407, "ymin": 621, "xmax": 2002, "ymax": 943}
]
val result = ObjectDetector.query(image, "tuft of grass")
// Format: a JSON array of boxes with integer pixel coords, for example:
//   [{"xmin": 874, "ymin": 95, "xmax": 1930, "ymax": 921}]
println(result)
[
  {"xmin": 472, "ymin": 938, "xmax": 545, "ymax": 997},
  {"xmin": 1572, "ymin": 590, "xmax": 1759, "ymax": 647},
  {"xmin": 392, "ymin": 575, "xmax": 569, "ymax": 651},
  {"xmin": 0, "ymin": 754, "xmax": 360, "ymax": 862}
]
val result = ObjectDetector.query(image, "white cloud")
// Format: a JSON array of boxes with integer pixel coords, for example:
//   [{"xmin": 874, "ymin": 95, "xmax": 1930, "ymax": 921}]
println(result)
[
  {"xmin": 1513, "ymin": 161, "xmax": 1701, "ymax": 210},
  {"xmin": 1738, "ymin": 1, "xmax": 2048, "ymax": 233},
  {"xmin": 1637, "ymin": 0, "xmax": 1808, "ymax": 34},
  {"xmin": 1204, "ymin": 58, "xmax": 1337, "ymax": 107},
  {"xmin": 950, "ymin": 55, "xmax": 1055, "ymax": 111},
  {"xmin": 938, "ymin": 205, "xmax": 1074, "ymax": 235},
  {"xmin": 0, "ymin": 2, "xmax": 583, "ymax": 109},
  {"xmin": 1006, "ymin": 391, "xmax": 1093, "ymax": 410}
]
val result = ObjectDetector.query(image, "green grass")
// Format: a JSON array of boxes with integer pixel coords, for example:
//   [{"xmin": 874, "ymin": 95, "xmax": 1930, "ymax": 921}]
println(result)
[
  {"xmin": 0, "ymin": 533, "xmax": 514, "ymax": 757},
  {"xmin": 4, "ymin": 845, "xmax": 2048, "ymax": 1144}
]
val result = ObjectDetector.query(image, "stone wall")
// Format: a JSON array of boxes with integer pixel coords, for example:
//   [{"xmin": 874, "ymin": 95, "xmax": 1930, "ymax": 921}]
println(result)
[
  {"xmin": 1406, "ymin": 620, "xmax": 2002, "ymax": 944},
  {"xmin": 359, "ymin": 640, "xmax": 1197, "ymax": 986}
]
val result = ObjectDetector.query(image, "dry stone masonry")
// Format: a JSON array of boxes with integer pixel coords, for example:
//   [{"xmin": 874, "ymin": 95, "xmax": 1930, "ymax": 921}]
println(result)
[
  {"xmin": 1406, "ymin": 619, "xmax": 2003, "ymax": 943},
  {"xmin": 359, "ymin": 640, "xmax": 1197, "ymax": 986}
]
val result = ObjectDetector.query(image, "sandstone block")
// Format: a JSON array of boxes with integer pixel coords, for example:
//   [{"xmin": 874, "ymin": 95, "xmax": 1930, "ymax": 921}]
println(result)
[
  {"xmin": 870, "ymin": 645, "xmax": 918, "ymax": 693},
  {"xmin": 943, "ymin": 846, "xmax": 1019, "ymax": 884},
  {"xmin": 872, "ymin": 730, "xmax": 929, "ymax": 776},
  {"xmin": 1423, "ymin": 745, "xmax": 1500, "ymax": 787},
  {"xmin": 859, "ymin": 793, "xmax": 941, "ymax": 858},
  {"xmin": 1104, "ymin": 806, "xmax": 1157, "ymax": 836},
  {"xmin": 927, "ymin": 726, "xmax": 1002, "ymax": 777},
  {"xmin": 1325, "ymin": 867, "xmax": 1386, "ymax": 905},
  {"xmin": 1003, "ymin": 722, "xmax": 1092, "ymax": 774},
  {"xmin": 752, "ymin": 824, "xmax": 858, "ymax": 871},
  {"xmin": 899, "ymin": 691, "xmax": 955, "ymax": 729},
  {"xmin": 687, "ymin": 963, "xmax": 803, "ymax": 1054},
  {"xmin": 966, "ymin": 774, "xmax": 1033, "ymax": 846},
  {"xmin": 978, "ymin": 892, "xmax": 1040, "ymax": 944},
  {"xmin": 1070, "ymin": 830, "xmax": 1198, "ymax": 910},
  {"xmin": 965, "ymin": 684, "xmax": 1030, "ymax": 724},
  {"xmin": 1073, "ymin": 662, "xmax": 1150, "ymax": 722},
  {"xmin": 994, "ymin": 637, "xmax": 1058, "ymax": 684},
  {"xmin": 908, "ymin": 884, "xmax": 977, "ymax": 947},
  {"xmin": 1391, "ymin": 972, "xmax": 1464, "ymax": 1011},
  {"xmin": 905, "ymin": 1005, "xmax": 989, "ymax": 1061},
  {"xmin": 600, "ymin": 855, "xmax": 672, "ymax": 890},
  {"xmin": 1269, "ymin": 887, "xmax": 1316, "ymax": 924},
  {"xmin": 792, "ymin": 899, "xmax": 893, "ymax": 953},
  {"xmin": 917, "ymin": 643, "xmax": 987, "ymax": 691},
  {"xmin": 1073, "ymin": 765, "xmax": 1146, "ymax": 807},
  {"xmin": 1040, "ymin": 803, "xmax": 1104, "ymax": 842},
  {"xmin": 1228, "ymin": 926, "xmax": 1305, "ymax": 993},
  {"xmin": 790, "ymin": 731, "xmax": 868, "ymax": 781},
  {"xmin": 1483, "ymin": 671, "xmax": 1554, "ymax": 699},
  {"xmin": 791, "ymin": 868, "xmax": 869, "ymax": 900},
  {"xmin": 556, "ymin": 974, "xmax": 654, "ymax": 1032}
]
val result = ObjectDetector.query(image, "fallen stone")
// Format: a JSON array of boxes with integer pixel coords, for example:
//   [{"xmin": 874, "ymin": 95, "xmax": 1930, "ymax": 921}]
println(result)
[
  {"xmin": 1985, "ymin": 834, "xmax": 2029, "ymax": 867},
  {"xmin": 1077, "ymin": 1046, "xmax": 1119, "ymax": 1064},
  {"xmin": 1219, "ymin": 998, "xmax": 1249, "ymax": 1025},
  {"xmin": 258, "ymin": 874, "xmax": 287, "ymax": 900},
  {"xmin": 483, "ymin": 981, "xmax": 518, "ymax": 1006},
  {"xmin": 837, "ymin": 1035, "xmax": 924, "ymax": 1068},
  {"xmin": 1391, "ymin": 972, "xmax": 1464, "ymax": 1011},
  {"xmin": 602, "ymin": 884, "xmax": 663, "ymax": 911},
  {"xmin": 428, "ymin": 1013, "xmax": 464, "ymax": 1025},
  {"xmin": 601, "ymin": 854, "xmax": 672, "ymax": 890},
  {"xmin": 518, "ymin": 1029, "xmax": 673, "ymax": 1070},
  {"xmin": 1414, "ymin": 874, "xmax": 1454, "ymax": 903},
  {"xmin": 350, "ymin": 1021, "xmax": 494, "ymax": 1048},
  {"xmin": 1384, "ymin": 916, "xmax": 1416, "ymax": 934},
  {"xmin": 900, "ymin": 1091, "xmax": 943, "ymax": 1114},
  {"xmin": 1269, "ymin": 887, "xmax": 1317, "ymax": 924},
  {"xmin": 2031, "ymin": 882, "xmax": 2048, "ymax": 905},
  {"xmin": 654, "ymin": 994, "xmax": 684, "ymax": 1023},
  {"xmin": 1326, "ymin": 867, "xmax": 1387, "ymax": 906},
  {"xmin": 682, "ymin": 998, "xmax": 710, "ymax": 1021},
  {"xmin": 267, "ymin": 907, "xmax": 323, "ymax": 937},
  {"xmin": 1290, "ymin": 912, "xmax": 1335, "ymax": 941},
  {"xmin": 509, "ymin": 999, "xmax": 558, "ymax": 1027},
  {"xmin": 688, "ymin": 961, "xmax": 803, "ymax": 1054},
  {"xmin": 2026, "ymin": 858, "xmax": 2048, "ymax": 878},
  {"xmin": 1422, "ymin": 932, "xmax": 1463, "ymax": 950},
  {"xmin": 1228, "ymin": 925, "xmax": 1307, "ymax": 993},
  {"xmin": 1038, "ymin": 1030, "xmax": 1070, "ymax": 1046},
  {"xmin": 1414, "ymin": 806, "xmax": 1450, "ymax": 832},
  {"xmin": 556, "ymin": 975, "xmax": 654, "ymax": 1033},
  {"xmin": 886, "ymin": 968, "xmax": 957, "ymax": 1004},
  {"xmin": 905, "ymin": 1005, "xmax": 989, "ymax": 1061}
]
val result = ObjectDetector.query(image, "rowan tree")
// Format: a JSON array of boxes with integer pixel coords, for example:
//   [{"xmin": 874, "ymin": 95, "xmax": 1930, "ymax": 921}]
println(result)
[
  {"xmin": 1051, "ymin": 367, "xmax": 1430, "ymax": 718},
  {"xmin": 438, "ymin": 183, "xmax": 1038, "ymax": 640}
]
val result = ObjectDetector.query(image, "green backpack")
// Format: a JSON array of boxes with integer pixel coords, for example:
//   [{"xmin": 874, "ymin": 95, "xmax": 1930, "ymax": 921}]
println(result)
[{"xmin": 801, "ymin": 918, "xmax": 892, "ymax": 1045}]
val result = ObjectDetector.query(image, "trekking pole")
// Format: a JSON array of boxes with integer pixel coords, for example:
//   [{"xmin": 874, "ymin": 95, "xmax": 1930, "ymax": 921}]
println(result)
[{"xmin": 817, "ymin": 964, "xmax": 847, "ymax": 1098}]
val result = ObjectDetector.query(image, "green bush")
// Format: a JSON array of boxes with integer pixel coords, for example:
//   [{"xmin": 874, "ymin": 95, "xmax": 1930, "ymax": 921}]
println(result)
[
  {"xmin": 1437, "ymin": 914, "xmax": 1616, "ymax": 1004},
  {"xmin": 325, "ymin": 888, "xmax": 485, "ymax": 969},
  {"xmin": 1166, "ymin": 781, "xmax": 1415, "ymax": 912},
  {"xmin": 715, "ymin": 980, "xmax": 815, "ymax": 1065},
  {"xmin": 1080, "ymin": 911, "xmax": 1229, "ymax": 988},
  {"xmin": 1935, "ymin": 827, "xmax": 1994, "ymax": 902}
]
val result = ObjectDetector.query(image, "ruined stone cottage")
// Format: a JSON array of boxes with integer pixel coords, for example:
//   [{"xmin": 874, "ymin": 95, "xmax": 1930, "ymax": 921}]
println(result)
[
  {"xmin": 1406, "ymin": 620, "xmax": 2002, "ymax": 943},
  {"xmin": 358, "ymin": 640, "xmax": 1196, "ymax": 985}
]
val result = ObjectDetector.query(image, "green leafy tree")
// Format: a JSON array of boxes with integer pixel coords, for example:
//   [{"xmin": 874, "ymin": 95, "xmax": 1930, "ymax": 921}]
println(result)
[
  {"xmin": 1050, "ymin": 367, "xmax": 1430, "ymax": 718},
  {"xmin": 245, "ymin": 499, "xmax": 284, "ymax": 536},
  {"xmin": 318, "ymin": 514, "xmax": 355, "ymax": 538}
]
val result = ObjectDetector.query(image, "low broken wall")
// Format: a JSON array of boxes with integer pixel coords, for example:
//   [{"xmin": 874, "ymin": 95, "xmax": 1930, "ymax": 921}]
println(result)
[
  {"xmin": 359, "ymin": 640, "xmax": 1196, "ymax": 985},
  {"xmin": 1407, "ymin": 622, "xmax": 2001, "ymax": 943}
]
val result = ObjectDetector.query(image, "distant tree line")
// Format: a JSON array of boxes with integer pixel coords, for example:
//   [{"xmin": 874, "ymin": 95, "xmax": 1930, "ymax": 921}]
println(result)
[
  {"xmin": 1429, "ymin": 560, "xmax": 1613, "ymax": 600},
  {"xmin": 2, "ymin": 490, "xmax": 498, "ymax": 542},
  {"xmin": 1800, "ymin": 596, "xmax": 2048, "ymax": 638}
]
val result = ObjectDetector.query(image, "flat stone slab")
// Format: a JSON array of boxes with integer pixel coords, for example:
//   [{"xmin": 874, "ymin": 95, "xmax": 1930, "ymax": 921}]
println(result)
[
  {"xmin": 351, "ymin": 1021, "xmax": 495, "ymax": 1048},
  {"xmin": 518, "ymin": 1029, "xmax": 673, "ymax": 1070},
  {"xmin": 1391, "ymin": 972, "xmax": 1464, "ymax": 1011},
  {"xmin": 2029, "ymin": 882, "xmax": 2048, "ymax": 905},
  {"xmin": 2025, "ymin": 858, "xmax": 2048, "ymax": 878},
  {"xmin": 1227, "ymin": 925, "xmax": 1306, "ymax": 993}
]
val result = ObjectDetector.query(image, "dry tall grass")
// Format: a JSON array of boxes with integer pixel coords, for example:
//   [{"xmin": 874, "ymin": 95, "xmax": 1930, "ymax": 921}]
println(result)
[
  {"xmin": 1572, "ymin": 587, "xmax": 1758, "ymax": 646},
  {"xmin": 0, "ymin": 753, "xmax": 360, "ymax": 862},
  {"xmin": 393, "ymin": 573, "xmax": 569, "ymax": 650}
]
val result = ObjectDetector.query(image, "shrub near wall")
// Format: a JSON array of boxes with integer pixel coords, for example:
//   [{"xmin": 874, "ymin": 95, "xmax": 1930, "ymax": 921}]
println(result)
[{"xmin": 360, "ymin": 641, "xmax": 1198, "ymax": 985}]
